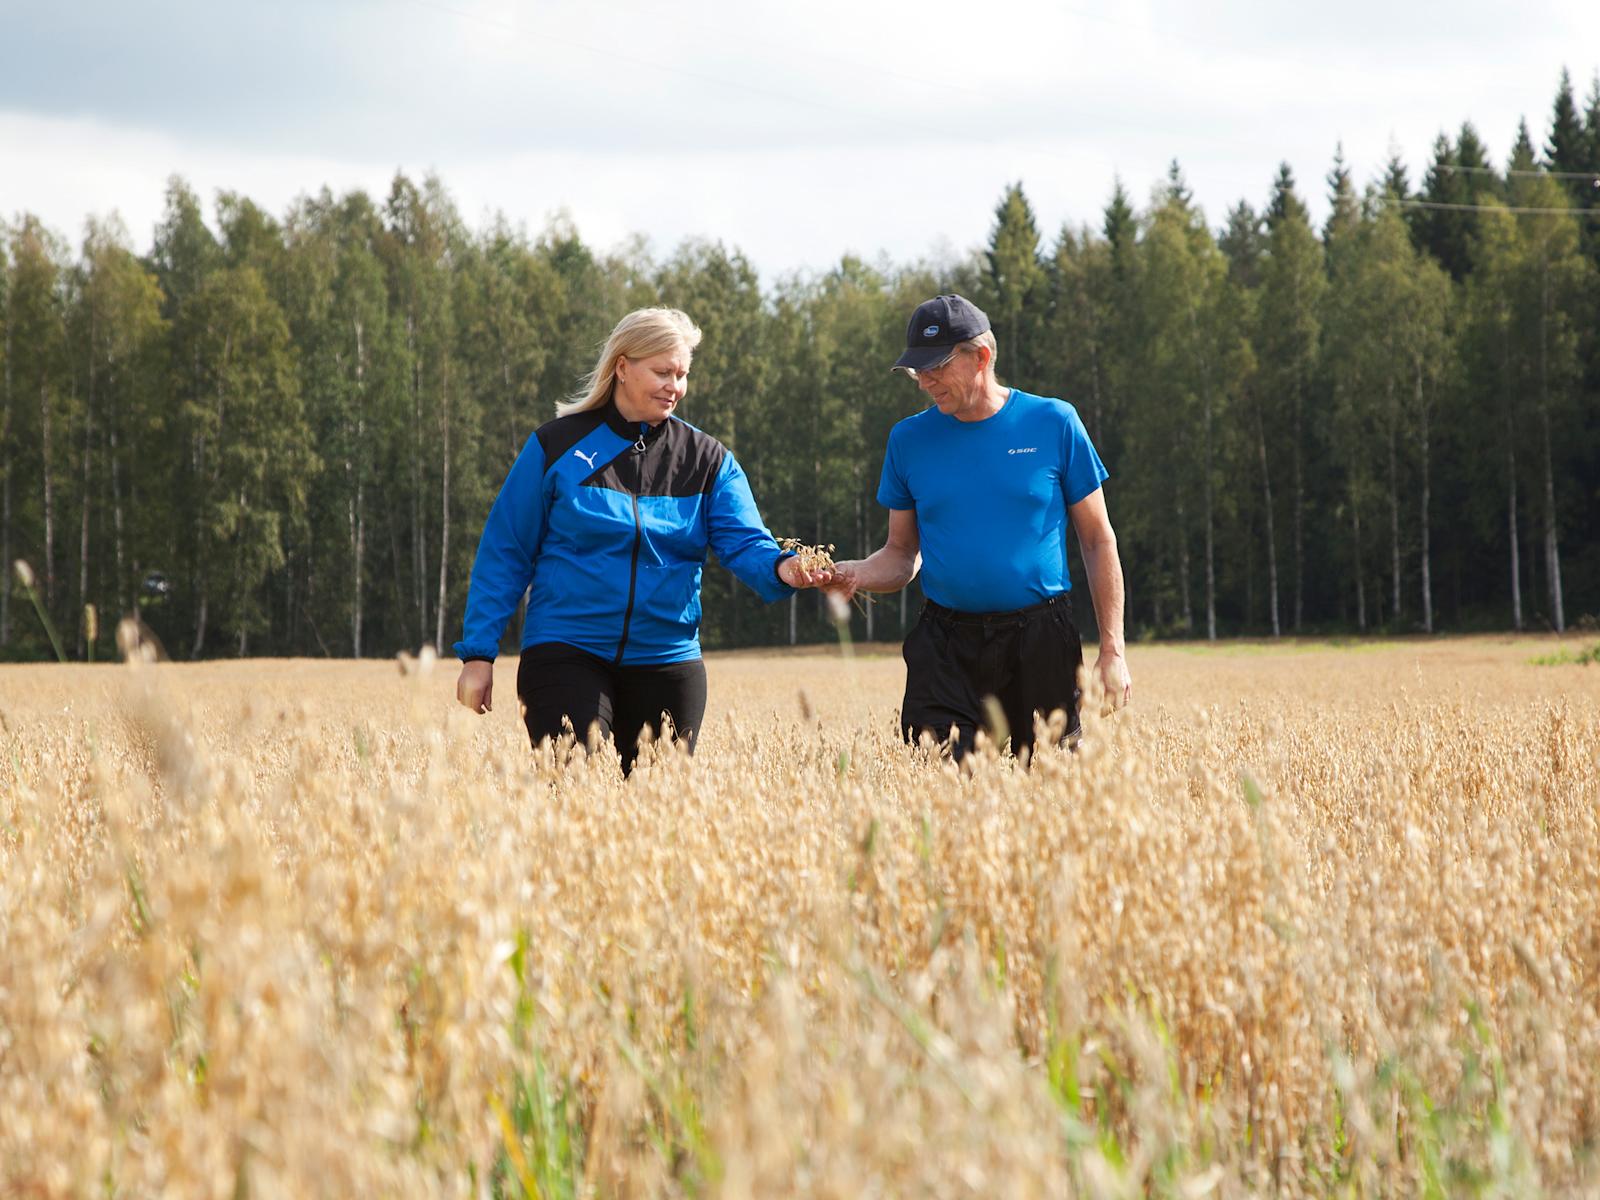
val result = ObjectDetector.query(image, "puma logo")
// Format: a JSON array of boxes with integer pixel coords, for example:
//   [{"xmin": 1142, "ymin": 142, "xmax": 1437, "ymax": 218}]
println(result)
[{"xmin": 573, "ymin": 448, "xmax": 598, "ymax": 469}]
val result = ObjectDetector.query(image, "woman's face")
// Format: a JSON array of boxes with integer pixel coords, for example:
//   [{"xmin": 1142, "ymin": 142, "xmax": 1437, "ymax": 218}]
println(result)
[{"xmin": 614, "ymin": 346, "xmax": 690, "ymax": 425}]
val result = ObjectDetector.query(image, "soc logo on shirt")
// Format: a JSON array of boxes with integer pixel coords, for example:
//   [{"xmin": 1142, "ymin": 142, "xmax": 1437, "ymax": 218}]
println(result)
[{"xmin": 1008, "ymin": 447, "xmax": 1038, "ymax": 455}]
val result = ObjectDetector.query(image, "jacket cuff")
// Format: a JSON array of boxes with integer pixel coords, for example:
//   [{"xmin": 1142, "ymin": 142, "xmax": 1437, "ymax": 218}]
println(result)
[{"xmin": 453, "ymin": 639, "xmax": 498, "ymax": 663}]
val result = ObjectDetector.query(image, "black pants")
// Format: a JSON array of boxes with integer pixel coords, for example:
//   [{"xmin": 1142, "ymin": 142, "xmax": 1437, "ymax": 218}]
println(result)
[
  {"xmin": 517, "ymin": 642, "xmax": 708, "ymax": 776},
  {"xmin": 901, "ymin": 593, "xmax": 1083, "ymax": 763}
]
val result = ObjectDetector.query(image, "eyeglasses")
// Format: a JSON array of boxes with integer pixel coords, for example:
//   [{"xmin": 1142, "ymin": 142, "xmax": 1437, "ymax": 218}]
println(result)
[{"xmin": 906, "ymin": 346, "xmax": 968, "ymax": 382}]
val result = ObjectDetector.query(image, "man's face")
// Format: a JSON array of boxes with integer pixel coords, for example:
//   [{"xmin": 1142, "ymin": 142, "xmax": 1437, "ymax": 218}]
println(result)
[{"xmin": 912, "ymin": 345, "xmax": 985, "ymax": 416}]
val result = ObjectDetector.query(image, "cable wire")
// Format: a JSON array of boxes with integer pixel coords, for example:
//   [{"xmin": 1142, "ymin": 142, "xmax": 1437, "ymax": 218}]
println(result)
[
  {"xmin": 1436, "ymin": 163, "xmax": 1600, "ymax": 182},
  {"xmin": 1397, "ymin": 199, "xmax": 1600, "ymax": 217}
]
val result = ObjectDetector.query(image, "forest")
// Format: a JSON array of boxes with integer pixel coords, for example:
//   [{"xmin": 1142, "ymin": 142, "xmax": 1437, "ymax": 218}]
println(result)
[{"xmin": 1, "ymin": 71, "xmax": 1597, "ymax": 660}]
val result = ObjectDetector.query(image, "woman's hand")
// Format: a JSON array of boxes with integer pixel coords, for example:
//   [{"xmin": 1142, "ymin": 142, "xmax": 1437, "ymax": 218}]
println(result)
[
  {"xmin": 456, "ymin": 660, "xmax": 494, "ymax": 713},
  {"xmin": 777, "ymin": 556, "xmax": 835, "ymax": 590}
]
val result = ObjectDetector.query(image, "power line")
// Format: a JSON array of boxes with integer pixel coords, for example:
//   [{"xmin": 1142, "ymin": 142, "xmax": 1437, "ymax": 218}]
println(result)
[
  {"xmin": 1437, "ymin": 163, "xmax": 1600, "ymax": 182},
  {"xmin": 1397, "ymin": 198, "xmax": 1600, "ymax": 217}
]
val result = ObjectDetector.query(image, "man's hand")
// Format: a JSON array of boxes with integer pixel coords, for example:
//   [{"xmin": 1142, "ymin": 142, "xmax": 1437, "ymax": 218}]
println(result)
[
  {"xmin": 457, "ymin": 660, "xmax": 494, "ymax": 714},
  {"xmin": 778, "ymin": 556, "xmax": 835, "ymax": 589},
  {"xmin": 822, "ymin": 561, "xmax": 860, "ymax": 602},
  {"xmin": 1095, "ymin": 647, "xmax": 1132, "ymax": 712},
  {"xmin": 824, "ymin": 510, "xmax": 921, "ymax": 598}
]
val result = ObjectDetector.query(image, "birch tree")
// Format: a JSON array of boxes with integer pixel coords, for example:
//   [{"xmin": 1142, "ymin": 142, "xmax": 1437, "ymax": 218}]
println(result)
[
  {"xmin": 5, "ymin": 218, "xmax": 70, "ymax": 622},
  {"xmin": 72, "ymin": 218, "xmax": 165, "ymax": 640},
  {"xmin": 1131, "ymin": 171, "xmax": 1237, "ymax": 638},
  {"xmin": 1498, "ymin": 170, "xmax": 1591, "ymax": 631},
  {"xmin": 1256, "ymin": 166, "xmax": 1326, "ymax": 634},
  {"xmin": 175, "ymin": 266, "xmax": 314, "ymax": 654}
]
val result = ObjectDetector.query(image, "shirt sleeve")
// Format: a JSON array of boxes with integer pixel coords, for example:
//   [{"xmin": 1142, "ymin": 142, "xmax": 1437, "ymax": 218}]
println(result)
[
  {"xmin": 707, "ymin": 450, "xmax": 794, "ymax": 604},
  {"xmin": 454, "ymin": 433, "xmax": 548, "ymax": 660},
  {"xmin": 875, "ymin": 426, "xmax": 913, "ymax": 510},
  {"xmin": 1060, "ymin": 404, "xmax": 1109, "ymax": 506}
]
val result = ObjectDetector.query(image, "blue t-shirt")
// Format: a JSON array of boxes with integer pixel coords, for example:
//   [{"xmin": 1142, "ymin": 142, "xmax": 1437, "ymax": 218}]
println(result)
[{"xmin": 876, "ymin": 389, "xmax": 1108, "ymax": 613}]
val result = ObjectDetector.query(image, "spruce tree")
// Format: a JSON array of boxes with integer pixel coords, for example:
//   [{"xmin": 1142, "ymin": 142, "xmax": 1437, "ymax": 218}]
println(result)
[
  {"xmin": 1218, "ymin": 201, "xmax": 1264, "ymax": 288},
  {"xmin": 1570, "ymin": 75, "xmax": 1600, "ymax": 266},
  {"xmin": 1102, "ymin": 179, "xmax": 1137, "ymax": 265},
  {"xmin": 1383, "ymin": 151, "xmax": 1420, "ymax": 244},
  {"xmin": 978, "ymin": 183, "xmax": 1048, "ymax": 388},
  {"xmin": 1456, "ymin": 122, "xmax": 1493, "ymax": 182},
  {"xmin": 1162, "ymin": 160, "xmax": 1193, "ymax": 208},
  {"xmin": 1583, "ymin": 74, "xmax": 1600, "ymax": 177},
  {"xmin": 1414, "ymin": 134, "xmax": 1473, "ymax": 278},
  {"xmin": 1509, "ymin": 120, "xmax": 1538, "ymax": 173},
  {"xmin": 1544, "ymin": 68, "xmax": 1587, "ymax": 197},
  {"xmin": 1324, "ymin": 144, "xmax": 1360, "ymax": 258}
]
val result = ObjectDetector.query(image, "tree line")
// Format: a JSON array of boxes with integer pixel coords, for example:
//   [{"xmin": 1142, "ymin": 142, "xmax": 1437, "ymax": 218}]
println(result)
[{"xmin": 2, "ymin": 71, "xmax": 1597, "ymax": 661}]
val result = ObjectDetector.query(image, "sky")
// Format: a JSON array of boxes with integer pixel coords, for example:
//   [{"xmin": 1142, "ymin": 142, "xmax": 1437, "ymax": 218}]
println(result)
[{"xmin": 2, "ymin": 0, "xmax": 1598, "ymax": 279}]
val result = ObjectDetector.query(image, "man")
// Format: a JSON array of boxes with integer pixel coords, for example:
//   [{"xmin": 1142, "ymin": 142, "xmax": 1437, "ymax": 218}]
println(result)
[{"xmin": 829, "ymin": 294, "xmax": 1131, "ymax": 761}]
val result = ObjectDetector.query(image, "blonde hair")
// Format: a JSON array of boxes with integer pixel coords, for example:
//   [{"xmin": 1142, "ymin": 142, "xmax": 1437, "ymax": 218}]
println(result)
[{"xmin": 557, "ymin": 307, "xmax": 704, "ymax": 418}]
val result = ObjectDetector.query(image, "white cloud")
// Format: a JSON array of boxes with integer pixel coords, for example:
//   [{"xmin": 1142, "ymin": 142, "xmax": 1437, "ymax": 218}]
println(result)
[
  {"xmin": 2, "ymin": 0, "xmax": 1597, "ymax": 273},
  {"xmin": 0, "ymin": 111, "xmax": 405, "ymax": 249}
]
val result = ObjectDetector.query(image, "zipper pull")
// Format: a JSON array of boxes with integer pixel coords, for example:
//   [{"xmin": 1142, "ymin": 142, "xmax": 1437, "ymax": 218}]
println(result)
[{"xmin": 634, "ymin": 422, "xmax": 648, "ymax": 452}]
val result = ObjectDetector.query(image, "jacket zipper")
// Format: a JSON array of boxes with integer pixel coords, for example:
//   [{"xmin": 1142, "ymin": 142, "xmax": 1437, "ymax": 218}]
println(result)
[{"xmin": 614, "ymin": 423, "xmax": 650, "ymax": 664}]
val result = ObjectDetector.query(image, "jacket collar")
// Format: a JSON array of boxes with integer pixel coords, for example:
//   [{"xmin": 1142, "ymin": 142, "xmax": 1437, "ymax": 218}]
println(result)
[{"xmin": 602, "ymin": 397, "xmax": 672, "ymax": 444}]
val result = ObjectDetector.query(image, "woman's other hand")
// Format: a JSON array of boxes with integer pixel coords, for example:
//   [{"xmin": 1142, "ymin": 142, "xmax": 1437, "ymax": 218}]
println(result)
[{"xmin": 456, "ymin": 660, "xmax": 494, "ymax": 713}]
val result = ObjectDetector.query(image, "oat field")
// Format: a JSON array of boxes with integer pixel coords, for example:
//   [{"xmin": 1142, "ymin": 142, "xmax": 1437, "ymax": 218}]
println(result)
[{"xmin": 2, "ymin": 636, "xmax": 1598, "ymax": 1197}]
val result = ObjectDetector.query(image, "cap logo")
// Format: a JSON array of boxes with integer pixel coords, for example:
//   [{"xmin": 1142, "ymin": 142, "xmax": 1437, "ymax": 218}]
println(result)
[{"xmin": 922, "ymin": 324, "xmax": 940, "ymax": 337}]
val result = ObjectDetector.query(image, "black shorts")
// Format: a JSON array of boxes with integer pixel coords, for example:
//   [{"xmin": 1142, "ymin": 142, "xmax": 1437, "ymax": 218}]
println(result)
[
  {"xmin": 900, "ymin": 593, "xmax": 1083, "ymax": 762},
  {"xmin": 517, "ymin": 642, "xmax": 708, "ymax": 776}
]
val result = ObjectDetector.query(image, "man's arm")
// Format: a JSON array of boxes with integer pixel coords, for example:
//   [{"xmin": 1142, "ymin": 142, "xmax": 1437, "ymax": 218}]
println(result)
[
  {"xmin": 829, "ymin": 508, "xmax": 921, "ymax": 598},
  {"xmin": 1068, "ymin": 486, "xmax": 1132, "ymax": 708}
]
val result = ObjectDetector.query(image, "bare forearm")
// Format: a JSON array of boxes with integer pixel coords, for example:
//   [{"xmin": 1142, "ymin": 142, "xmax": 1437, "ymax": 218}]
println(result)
[
  {"xmin": 1081, "ymin": 536, "xmax": 1125, "ymax": 653},
  {"xmin": 843, "ymin": 544, "xmax": 920, "ymax": 593}
]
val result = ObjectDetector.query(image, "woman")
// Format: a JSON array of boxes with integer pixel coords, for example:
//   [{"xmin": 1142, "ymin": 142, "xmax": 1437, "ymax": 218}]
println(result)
[{"xmin": 453, "ymin": 307, "xmax": 829, "ymax": 773}]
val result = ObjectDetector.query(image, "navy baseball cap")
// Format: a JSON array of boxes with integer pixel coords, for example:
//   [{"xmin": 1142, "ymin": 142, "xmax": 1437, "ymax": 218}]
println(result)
[{"xmin": 892, "ymin": 294, "xmax": 991, "ymax": 372}]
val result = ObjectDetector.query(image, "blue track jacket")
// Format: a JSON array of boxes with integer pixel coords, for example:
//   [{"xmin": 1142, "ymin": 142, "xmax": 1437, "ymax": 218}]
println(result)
[{"xmin": 454, "ymin": 400, "xmax": 794, "ymax": 665}]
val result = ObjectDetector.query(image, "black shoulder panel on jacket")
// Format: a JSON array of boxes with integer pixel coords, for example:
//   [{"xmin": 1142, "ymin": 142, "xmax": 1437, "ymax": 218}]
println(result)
[
  {"xmin": 535, "ymin": 408, "xmax": 608, "ymax": 467},
  {"xmin": 588, "ymin": 418, "xmax": 727, "ymax": 498}
]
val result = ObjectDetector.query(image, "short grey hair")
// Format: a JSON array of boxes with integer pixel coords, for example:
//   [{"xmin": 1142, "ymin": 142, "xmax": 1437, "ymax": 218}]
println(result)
[{"xmin": 965, "ymin": 330, "xmax": 998, "ymax": 371}]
